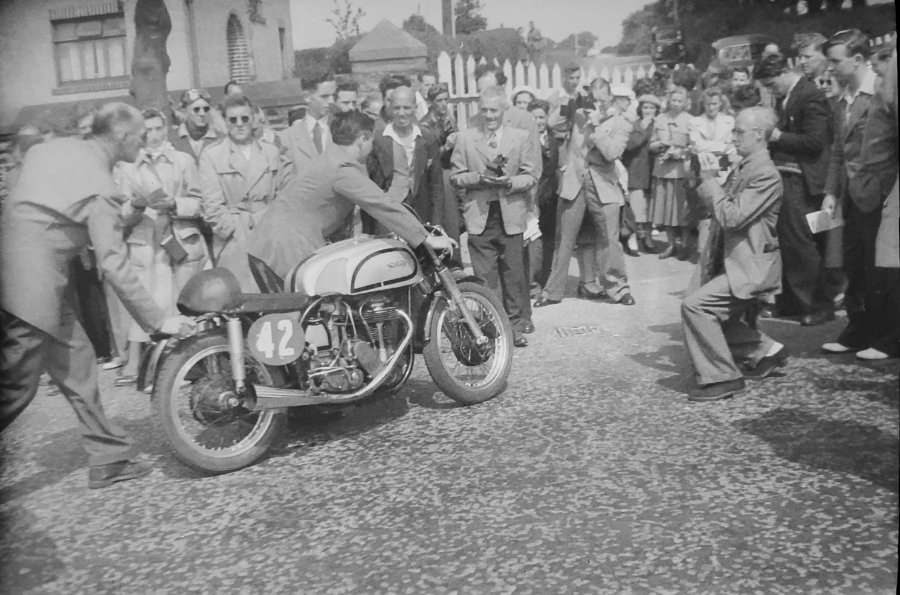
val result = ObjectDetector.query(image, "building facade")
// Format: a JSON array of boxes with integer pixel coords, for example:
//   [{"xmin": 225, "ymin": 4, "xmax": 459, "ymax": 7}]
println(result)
[{"xmin": 0, "ymin": 0, "xmax": 294, "ymax": 129}]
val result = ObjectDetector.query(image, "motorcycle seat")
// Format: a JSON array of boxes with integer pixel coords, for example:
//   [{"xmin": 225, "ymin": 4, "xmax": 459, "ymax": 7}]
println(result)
[{"xmin": 234, "ymin": 292, "xmax": 309, "ymax": 314}]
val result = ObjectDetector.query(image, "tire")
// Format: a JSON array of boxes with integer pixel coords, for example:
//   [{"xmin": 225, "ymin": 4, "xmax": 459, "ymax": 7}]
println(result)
[
  {"xmin": 153, "ymin": 332, "xmax": 285, "ymax": 473},
  {"xmin": 422, "ymin": 281, "xmax": 513, "ymax": 405}
]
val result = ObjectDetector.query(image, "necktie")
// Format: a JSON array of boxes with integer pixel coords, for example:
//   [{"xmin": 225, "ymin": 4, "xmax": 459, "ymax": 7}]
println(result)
[{"xmin": 313, "ymin": 121, "xmax": 323, "ymax": 154}]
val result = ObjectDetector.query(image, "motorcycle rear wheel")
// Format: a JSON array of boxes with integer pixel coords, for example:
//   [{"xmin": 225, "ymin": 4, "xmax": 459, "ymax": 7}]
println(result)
[
  {"xmin": 153, "ymin": 333, "xmax": 285, "ymax": 473},
  {"xmin": 423, "ymin": 281, "xmax": 513, "ymax": 405}
]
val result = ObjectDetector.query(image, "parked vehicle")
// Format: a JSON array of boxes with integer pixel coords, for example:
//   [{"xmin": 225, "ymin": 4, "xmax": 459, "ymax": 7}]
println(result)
[
  {"xmin": 711, "ymin": 34, "xmax": 776, "ymax": 69},
  {"xmin": 146, "ymin": 225, "xmax": 513, "ymax": 473},
  {"xmin": 651, "ymin": 25, "xmax": 687, "ymax": 66}
]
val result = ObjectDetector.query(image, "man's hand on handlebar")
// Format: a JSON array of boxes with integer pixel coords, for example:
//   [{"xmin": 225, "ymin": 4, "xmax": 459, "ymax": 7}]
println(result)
[{"xmin": 424, "ymin": 234, "xmax": 457, "ymax": 255}]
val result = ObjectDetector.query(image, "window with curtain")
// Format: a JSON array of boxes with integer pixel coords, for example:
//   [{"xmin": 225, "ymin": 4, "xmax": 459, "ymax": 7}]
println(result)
[{"xmin": 53, "ymin": 13, "xmax": 127, "ymax": 84}]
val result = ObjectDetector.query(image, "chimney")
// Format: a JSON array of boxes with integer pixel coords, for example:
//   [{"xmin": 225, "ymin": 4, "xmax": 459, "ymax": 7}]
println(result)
[{"xmin": 442, "ymin": 0, "xmax": 454, "ymax": 37}]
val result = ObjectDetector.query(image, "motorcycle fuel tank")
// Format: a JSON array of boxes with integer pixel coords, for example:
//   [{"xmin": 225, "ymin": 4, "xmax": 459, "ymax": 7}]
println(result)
[{"xmin": 290, "ymin": 236, "xmax": 422, "ymax": 296}]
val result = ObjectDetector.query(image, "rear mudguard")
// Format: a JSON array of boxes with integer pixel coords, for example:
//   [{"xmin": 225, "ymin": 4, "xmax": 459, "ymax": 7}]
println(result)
[{"xmin": 418, "ymin": 272, "xmax": 487, "ymax": 346}]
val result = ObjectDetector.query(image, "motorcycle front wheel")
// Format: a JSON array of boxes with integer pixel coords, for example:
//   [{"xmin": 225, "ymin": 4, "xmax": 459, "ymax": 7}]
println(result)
[
  {"xmin": 423, "ymin": 281, "xmax": 513, "ymax": 405},
  {"xmin": 153, "ymin": 333, "xmax": 285, "ymax": 473}
]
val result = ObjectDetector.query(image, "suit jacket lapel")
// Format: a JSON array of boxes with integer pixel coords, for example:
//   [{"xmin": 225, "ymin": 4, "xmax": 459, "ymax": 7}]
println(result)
[
  {"xmin": 291, "ymin": 122, "xmax": 317, "ymax": 159},
  {"xmin": 473, "ymin": 128, "xmax": 494, "ymax": 164},
  {"xmin": 843, "ymin": 94, "xmax": 869, "ymax": 141}
]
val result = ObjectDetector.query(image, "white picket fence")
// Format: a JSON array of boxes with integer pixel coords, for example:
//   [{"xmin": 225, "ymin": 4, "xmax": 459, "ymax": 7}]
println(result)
[{"xmin": 436, "ymin": 51, "xmax": 655, "ymax": 129}]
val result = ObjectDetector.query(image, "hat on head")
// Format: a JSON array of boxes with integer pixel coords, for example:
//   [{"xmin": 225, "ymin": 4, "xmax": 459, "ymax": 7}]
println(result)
[
  {"xmin": 636, "ymin": 94, "xmax": 661, "ymax": 108},
  {"xmin": 180, "ymin": 88, "xmax": 211, "ymax": 107},
  {"xmin": 426, "ymin": 82, "xmax": 450, "ymax": 102},
  {"xmin": 611, "ymin": 83, "xmax": 633, "ymax": 99}
]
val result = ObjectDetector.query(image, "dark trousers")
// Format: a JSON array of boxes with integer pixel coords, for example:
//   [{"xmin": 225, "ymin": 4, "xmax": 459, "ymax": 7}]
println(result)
[
  {"xmin": 870, "ymin": 268, "xmax": 900, "ymax": 356},
  {"xmin": 468, "ymin": 202, "xmax": 527, "ymax": 331},
  {"xmin": 0, "ymin": 306, "xmax": 135, "ymax": 466},
  {"xmin": 682, "ymin": 275, "xmax": 776, "ymax": 386},
  {"xmin": 71, "ymin": 256, "xmax": 113, "ymax": 359},
  {"xmin": 777, "ymin": 172, "xmax": 832, "ymax": 314},
  {"xmin": 838, "ymin": 199, "xmax": 882, "ymax": 349}
]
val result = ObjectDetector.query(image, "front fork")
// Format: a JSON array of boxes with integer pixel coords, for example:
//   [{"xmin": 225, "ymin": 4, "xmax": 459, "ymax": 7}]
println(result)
[
  {"xmin": 423, "ymin": 245, "xmax": 487, "ymax": 346},
  {"xmin": 226, "ymin": 315, "xmax": 247, "ymax": 393}
]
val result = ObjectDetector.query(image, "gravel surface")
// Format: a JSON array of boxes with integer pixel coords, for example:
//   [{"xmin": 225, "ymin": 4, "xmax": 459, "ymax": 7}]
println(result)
[{"xmin": 1, "ymin": 256, "xmax": 897, "ymax": 594}]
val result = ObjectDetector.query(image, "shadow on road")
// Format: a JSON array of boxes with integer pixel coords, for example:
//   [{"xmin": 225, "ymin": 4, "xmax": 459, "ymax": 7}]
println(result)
[
  {"xmin": 0, "ymin": 508, "xmax": 64, "ymax": 593},
  {"xmin": 627, "ymin": 323, "xmax": 692, "ymax": 396},
  {"xmin": 734, "ymin": 407, "xmax": 900, "ymax": 492},
  {"xmin": 0, "ymin": 427, "xmax": 88, "ymax": 501}
]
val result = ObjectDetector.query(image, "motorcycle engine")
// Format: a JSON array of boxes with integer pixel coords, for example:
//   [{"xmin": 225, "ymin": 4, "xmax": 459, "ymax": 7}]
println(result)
[{"xmin": 305, "ymin": 295, "xmax": 405, "ymax": 394}]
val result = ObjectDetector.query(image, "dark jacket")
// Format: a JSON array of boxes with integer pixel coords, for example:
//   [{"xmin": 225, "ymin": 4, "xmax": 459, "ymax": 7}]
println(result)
[
  {"xmin": 826, "ymin": 72, "xmax": 878, "ymax": 211},
  {"xmin": 419, "ymin": 108, "xmax": 458, "ymax": 169},
  {"xmin": 623, "ymin": 118, "xmax": 654, "ymax": 191},
  {"xmin": 365, "ymin": 127, "xmax": 444, "ymax": 227},
  {"xmin": 768, "ymin": 76, "xmax": 832, "ymax": 196},
  {"xmin": 536, "ymin": 132, "xmax": 559, "ymax": 208}
]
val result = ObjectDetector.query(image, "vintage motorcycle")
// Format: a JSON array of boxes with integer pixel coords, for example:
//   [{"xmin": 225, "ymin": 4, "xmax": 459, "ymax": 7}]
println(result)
[{"xmin": 147, "ymin": 228, "xmax": 513, "ymax": 473}]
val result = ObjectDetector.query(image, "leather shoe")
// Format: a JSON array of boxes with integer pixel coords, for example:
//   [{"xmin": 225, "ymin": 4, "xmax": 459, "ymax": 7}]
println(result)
[
  {"xmin": 521, "ymin": 320, "xmax": 535, "ymax": 334},
  {"xmin": 88, "ymin": 459, "xmax": 152, "ymax": 489},
  {"xmin": 800, "ymin": 310, "xmax": 835, "ymax": 326},
  {"xmin": 689, "ymin": 378, "xmax": 746, "ymax": 402},
  {"xmin": 534, "ymin": 297, "xmax": 561, "ymax": 308},
  {"xmin": 617, "ymin": 293, "xmax": 636, "ymax": 306},
  {"xmin": 743, "ymin": 346, "xmax": 789, "ymax": 380},
  {"xmin": 658, "ymin": 245, "xmax": 675, "ymax": 259},
  {"xmin": 621, "ymin": 237, "xmax": 640, "ymax": 257},
  {"xmin": 757, "ymin": 305, "xmax": 777, "ymax": 319},
  {"xmin": 576, "ymin": 283, "xmax": 608, "ymax": 300},
  {"xmin": 513, "ymin": 333, "xmax": 528, "ymax": 348}
]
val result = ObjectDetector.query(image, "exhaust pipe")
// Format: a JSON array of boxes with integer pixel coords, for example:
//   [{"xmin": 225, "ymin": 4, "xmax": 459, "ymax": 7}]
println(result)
[{"xmin": 253, "ymin": 310, "xmax": 413, "ymax": 409}]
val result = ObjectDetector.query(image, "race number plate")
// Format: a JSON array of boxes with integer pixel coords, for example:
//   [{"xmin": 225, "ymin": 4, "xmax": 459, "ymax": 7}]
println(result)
[{"xmin": 247, "ymin": 313, "xmax": 305, "ymax": 366}]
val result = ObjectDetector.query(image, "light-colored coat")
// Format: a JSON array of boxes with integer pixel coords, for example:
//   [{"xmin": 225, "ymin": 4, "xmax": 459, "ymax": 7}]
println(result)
[
  {"xmin": 0, "ymin": 137, "xmax": 166, "ymax": 336},
  {"xmin": 696, "ymin": 149, "xmax": 784, "ymax": 300},
  {"xmin": 278, "ymin": 117, "xmax": 325, "ymax": 182},
  {"xmin": 450, "ymin": 125, "xmax": 538, "ymax": 235},
  {"xmin": 199, "ymin": 138, "xmax": 293, "ymax": 291}
]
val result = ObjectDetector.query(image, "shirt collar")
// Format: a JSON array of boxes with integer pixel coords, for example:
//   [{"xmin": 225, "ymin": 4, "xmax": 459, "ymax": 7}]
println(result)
[
  {"xmin": 382, "ymin": 123, "xmax": 422, "ymax": 144},
  {"xmin": 139, "ymin": 142, "xmax": 176, "ymax": 165},
  {"xmin": 178, "ymin": 122, "xmax": 217, "ymax": 140},
  {"xmin": 305, "ymin": 113, "xmax": 329, "ymax": 129},
  {"xmin": 842, "ymin": 68, "xmax": 878, "ymax": 104}
]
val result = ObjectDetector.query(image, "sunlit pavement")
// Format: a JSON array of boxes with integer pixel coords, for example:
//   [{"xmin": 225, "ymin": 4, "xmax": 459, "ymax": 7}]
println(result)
[{"xmin": 1, "ymin": 254, "xmax": 897, "ymax": 593}]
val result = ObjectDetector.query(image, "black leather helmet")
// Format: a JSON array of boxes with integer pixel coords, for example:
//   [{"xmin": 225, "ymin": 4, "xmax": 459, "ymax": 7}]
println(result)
[{"xmin": 177, "ymin": 268, "xmax": 242, "ymax": 314}]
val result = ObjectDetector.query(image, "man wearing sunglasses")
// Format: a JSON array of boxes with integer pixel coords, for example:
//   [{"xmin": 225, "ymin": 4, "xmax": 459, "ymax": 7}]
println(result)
[
  {"xmin": 199, "ymin": 95, "xmax": 293, "ymax": 292},
  {"xmin": 171, "ymin": 88, "xmax": 223, "ymax": 163}
]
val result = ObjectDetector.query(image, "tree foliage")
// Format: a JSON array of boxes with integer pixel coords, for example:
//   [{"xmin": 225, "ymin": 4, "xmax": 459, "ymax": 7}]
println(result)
[
  {"xmin": 455, "ymin": 0, "xmax": 487, "ymax": 35},
  {"xmin": 327, "ymin": 0, "xmax": 365, "ymax": 41},
  {"xmin": 616, "ymin": 0, "xmax": 881, "ymax": 65}
]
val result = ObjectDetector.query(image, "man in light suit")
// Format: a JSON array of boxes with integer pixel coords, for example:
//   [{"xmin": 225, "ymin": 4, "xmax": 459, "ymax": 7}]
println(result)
[
  {"xmin": 0, "ymin": 103, "xmax": 195, "ymax": 488},
  {"xmin": 248, "ymin": 111, "xmax": 454, "ymax": 281},
  {"xmin": 279, "ymin": 75, "xmax": 336, "ymax": 181},
  {"xmin": 535, "ymin": 78, "xmax": 636, "ymax": 307},
  {"xmin": 681, "ymin": 106, "xmax": 787, "ymax": 402},
  {"xmin": 451, "ymin": 87, "xmax": 538, "ymax": 347},
  {"xmin": 365, "ymin": 86, "xmax": 444, "ymax": 230}
]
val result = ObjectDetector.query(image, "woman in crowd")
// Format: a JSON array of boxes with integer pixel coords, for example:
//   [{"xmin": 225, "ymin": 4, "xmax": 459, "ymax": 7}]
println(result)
[
  {"xmin": 199, "ymin": 94, "xmax": 293, "ymax": 291},
  {"xmin": 649, "ymin": 85, "xmax": 693, "ymax": 260},
  {"xmin": 510, "ymin": 86, "xmax": 537, "ymax": 111},
  {"xmin": 623, "ymin": 94, "xmax": 661, "ymax": 254}
]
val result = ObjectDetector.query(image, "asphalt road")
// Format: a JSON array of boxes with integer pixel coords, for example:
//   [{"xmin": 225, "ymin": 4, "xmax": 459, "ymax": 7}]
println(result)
[{"xmin": 1, "ymin": 255, "xmax": 897, "ymax": 594}]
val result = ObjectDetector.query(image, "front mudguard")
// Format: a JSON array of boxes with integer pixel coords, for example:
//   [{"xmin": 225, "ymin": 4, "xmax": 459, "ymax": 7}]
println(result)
[
  {"xmin": 418, "ymin": 271, "xmax": 488, "ymax": 347},
  {"xmin": 137, "ymin": 336, "xmax": 179, "ymax": 393}
]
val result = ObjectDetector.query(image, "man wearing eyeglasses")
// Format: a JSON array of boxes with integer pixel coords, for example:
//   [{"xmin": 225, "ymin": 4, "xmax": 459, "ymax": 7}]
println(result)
[
  {"xmin": 681, "ymin": 106, "xmax": 786, "ymax": 402},
  {"xmin": 199, "ymin": 95, "xmax": 294, "ymax": 292},
  {"xmin": 171, "ymin": 88, "xmax": 222, "ymax": 163}
]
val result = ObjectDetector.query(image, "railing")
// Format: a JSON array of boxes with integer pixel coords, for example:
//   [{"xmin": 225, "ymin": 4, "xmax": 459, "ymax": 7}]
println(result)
[{"xmin": 436, "ymin": 51, "xmax": 655, "ymax": 129}]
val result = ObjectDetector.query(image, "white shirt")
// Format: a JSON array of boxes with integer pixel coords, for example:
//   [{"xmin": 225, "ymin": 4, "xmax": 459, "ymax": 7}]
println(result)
[
  {"xmin": 382, "ymin": 123, "xmax": 421, "ymax": 168},
  {"xmin": 304, "ymin": 113, "xmax": 331, "ymax": 151}
]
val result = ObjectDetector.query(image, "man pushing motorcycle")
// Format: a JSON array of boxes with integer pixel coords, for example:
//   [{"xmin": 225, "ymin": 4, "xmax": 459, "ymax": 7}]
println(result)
[{"xmin": 249, "ymin": 111, "xmax": 455, "ymax": 281}]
